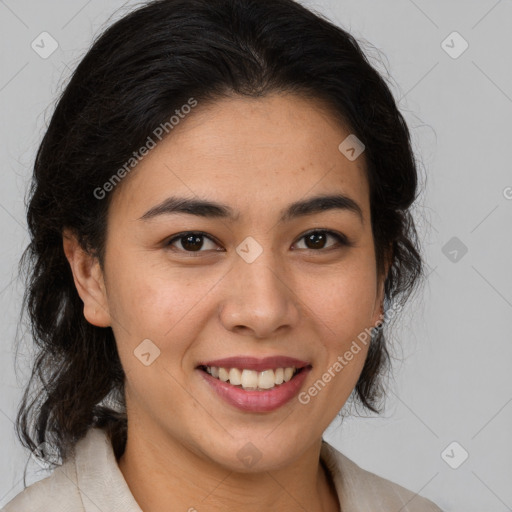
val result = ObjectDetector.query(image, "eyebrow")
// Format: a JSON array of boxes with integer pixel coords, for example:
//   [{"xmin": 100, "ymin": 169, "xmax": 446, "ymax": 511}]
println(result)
[{"xmin": 139, "ymin": 193, "xmax": 364, "ymax": 224}]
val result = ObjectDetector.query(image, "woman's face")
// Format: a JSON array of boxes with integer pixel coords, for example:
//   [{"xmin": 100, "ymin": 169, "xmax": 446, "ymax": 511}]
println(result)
[{"xmin": 94, "ymin": 93, "xmax": 386, "ymax": 470}]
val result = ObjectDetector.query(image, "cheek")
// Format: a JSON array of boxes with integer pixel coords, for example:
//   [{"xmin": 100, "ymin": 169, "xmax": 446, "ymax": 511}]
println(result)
[
  {"xmin": 105, "ymin": 250, "xmax": 186, "ymax": 329},
  {"xmin": 107, "ymin": 273, "xmax": 197, "ymax": 401},
  {"xmin": 105, "ymin": 257, "xmax": 217, "ymax": 367},
  {"xmin": 303, "ymin": 257, "xmax": 378, "ymax": 336}
]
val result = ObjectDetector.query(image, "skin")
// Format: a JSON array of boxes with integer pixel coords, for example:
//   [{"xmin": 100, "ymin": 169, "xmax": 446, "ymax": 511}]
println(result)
[{"xmin": 63, "ymin": 92, "xmax": 390, "ymax": 512}]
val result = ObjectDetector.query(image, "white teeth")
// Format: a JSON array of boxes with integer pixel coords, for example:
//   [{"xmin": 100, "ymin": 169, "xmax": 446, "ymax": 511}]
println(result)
[
  {"xmin": 283, "ymin": 367, "xmax": 294, "ymax": 382},
  {"xmin": 241, "ymin": 369, "xmax": 259, "ymax": 389},
  {"xmin": 228, "ymin": 368, "xmax": 242, "ymax": 385},
  {"xmin": 258, "ymin": 369, "xmax": 275, "ymax": 389},
  {"xmin": 218, "ymin": 367, "xmax": 229, "ymax": 382},
  {"xmin": 204, "ymin": 366, "xmax": 300, "ymax": 390}
]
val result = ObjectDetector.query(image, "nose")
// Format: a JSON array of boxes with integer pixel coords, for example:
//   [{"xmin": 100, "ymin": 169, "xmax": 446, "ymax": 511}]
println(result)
[{"xmin": 218, "ymin": 251, "xmax": 301, "ymax": 339}]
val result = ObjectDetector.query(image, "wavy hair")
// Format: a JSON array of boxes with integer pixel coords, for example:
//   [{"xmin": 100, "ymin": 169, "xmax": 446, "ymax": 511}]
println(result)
[{"xmin": 15, "ymin": 0, "xmax": 425, "ymax": 474}]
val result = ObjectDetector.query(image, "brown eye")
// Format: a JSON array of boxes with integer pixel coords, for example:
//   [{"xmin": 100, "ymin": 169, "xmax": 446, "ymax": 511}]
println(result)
[
  {"xmin": 166, "ymin": 232, "xmax": 220, "ymax": 253},
  {"xmin": 294, "ymin": 230, "xmax": 349, "ymax": 251}
]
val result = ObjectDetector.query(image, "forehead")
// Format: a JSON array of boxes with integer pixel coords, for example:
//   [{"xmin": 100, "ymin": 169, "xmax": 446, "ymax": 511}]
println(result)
[{"xmin": 109, "ymin": 93, "xmax": 370, "ymax": 223}]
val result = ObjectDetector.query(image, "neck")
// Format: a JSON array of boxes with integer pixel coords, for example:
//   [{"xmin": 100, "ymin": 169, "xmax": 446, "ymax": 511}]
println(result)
[{"xmin": 117, "ymin": 421, "xmax": 339, "ymax": 512}]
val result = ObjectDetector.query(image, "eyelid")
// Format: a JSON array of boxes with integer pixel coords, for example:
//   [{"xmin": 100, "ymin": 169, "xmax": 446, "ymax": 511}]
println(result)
[{"xmin": 165, "ymin": 229, "xmax": 352, "ymax": 254}]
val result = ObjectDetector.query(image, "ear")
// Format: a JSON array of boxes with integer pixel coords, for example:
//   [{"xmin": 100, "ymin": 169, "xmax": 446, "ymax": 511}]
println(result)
[
  {"xmin": 62, "ymin": 228, "xmax": 111, "ymax": 327},
  {"xmin": 371, "ymin": 244, "xmax": 393, "ymax": 328}
]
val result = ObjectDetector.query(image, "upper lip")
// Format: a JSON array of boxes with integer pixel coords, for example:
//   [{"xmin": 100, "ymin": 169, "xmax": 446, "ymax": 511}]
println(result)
[{"xmin": 197, "ymin": 356, "xmax": 311, "ymax": 372}]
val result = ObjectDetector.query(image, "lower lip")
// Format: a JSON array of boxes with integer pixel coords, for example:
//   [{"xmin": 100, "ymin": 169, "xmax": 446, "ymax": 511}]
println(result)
[{"xmin": 198, "ymin": 367, "xmax": 311, "ymax": 413}]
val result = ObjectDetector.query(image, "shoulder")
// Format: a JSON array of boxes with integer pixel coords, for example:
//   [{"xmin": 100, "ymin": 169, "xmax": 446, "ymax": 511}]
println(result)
[
  {"xmin": 1, "ymin": 460, "xmax": 82, "ymax": 512},
  {"xmin": 2, "ymin": 427, "xmax": 141, "ymax": 512},
  {"xmin": 321, "ymin": 440, "xmax": 444, "ymax": 512}
]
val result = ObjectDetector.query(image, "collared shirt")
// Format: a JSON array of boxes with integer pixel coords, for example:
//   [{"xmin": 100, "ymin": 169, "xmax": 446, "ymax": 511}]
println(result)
[{"xmin": 2, "ymin": 427, "xmax": 443, "ymax": 511}]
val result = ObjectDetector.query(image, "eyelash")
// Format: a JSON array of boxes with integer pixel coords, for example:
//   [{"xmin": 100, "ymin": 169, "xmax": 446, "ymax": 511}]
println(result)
[{"xmin": 165, "ymin": 229, "xmax": 352, "ymax": 255}]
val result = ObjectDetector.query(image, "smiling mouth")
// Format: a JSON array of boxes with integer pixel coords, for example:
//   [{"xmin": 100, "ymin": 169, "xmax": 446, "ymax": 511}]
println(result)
[{"xmin": 197, "ymin": 365, "xmax": 310, "ymax": 391}]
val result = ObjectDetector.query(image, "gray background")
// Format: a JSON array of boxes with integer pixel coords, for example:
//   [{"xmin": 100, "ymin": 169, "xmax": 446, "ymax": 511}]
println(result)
[{"xmin": 1, "ymin": 1, "xmax": 511, "ymax": 510}]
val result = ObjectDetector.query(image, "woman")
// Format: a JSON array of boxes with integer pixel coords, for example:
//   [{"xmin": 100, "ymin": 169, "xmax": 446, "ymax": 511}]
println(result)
[{"xmin": 4, "ymin": 0, "xmax": 443, "ymax": 510}]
